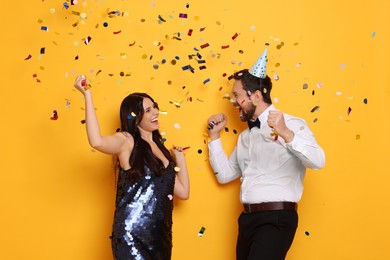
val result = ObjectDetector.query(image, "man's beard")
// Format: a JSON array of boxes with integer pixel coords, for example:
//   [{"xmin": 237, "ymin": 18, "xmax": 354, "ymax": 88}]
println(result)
[{"xmin": 239, "ymin": 102, "xmax": 256, "ymax": 122}]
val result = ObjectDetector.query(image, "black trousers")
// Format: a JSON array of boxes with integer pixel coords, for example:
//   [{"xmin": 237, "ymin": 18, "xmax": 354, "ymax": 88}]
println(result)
[{"xmin": 236, "ymin": 210, "xmax": 298, "ymax": 260}]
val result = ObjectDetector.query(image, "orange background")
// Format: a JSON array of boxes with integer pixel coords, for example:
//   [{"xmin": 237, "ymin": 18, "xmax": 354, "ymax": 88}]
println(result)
[{"xmin": 1, "ymin": 0, "xmax": 390, "ymax": 259}]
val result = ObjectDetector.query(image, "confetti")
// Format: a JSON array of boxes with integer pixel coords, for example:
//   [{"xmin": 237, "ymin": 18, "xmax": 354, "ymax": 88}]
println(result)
[
  {"xmin": 174, "ymin": 166, "xmax": 180, "ymax": 172},
  {"xmin": 84, "ymin": 36, "xmax": 92, "ymax": 45},
  {"xmin": 158, "ymin": 15, "xmax": 166, "ymax": 22},
  {"xmin": 232, "ymin": 33, "xmax": 239, "ymax": 40},
  {"xmin": 50, "ymin": 110, "xmax": 58, "ymax": 120},
  {"xmin": 182, "ymin": 65, "xmax": 195, "ymax": 73},
  {"xmin": 179, "ymin": 13, "xmax": 188, "ymax": 18},
  {"xmin": 311, "ymin": 106, "xmax": 320, "ymax": 113},
  {"xmin": 347, "ymin": 107, "xmax": 352, "ymax": 115},
  {"xmin": 363, "ymin": 98, "xmax": 368, "ymax": 104},
  {"xmin": 203, "ymin": 78, "xmax": 210, "ymax": 84},
  {"xmin": 187, "ymin": 29, "xmax": 193, "ymax": 36},
  {"xmin": 200, "ymin": 43, "xmax": 210, "ymax": 49},
  {"xmin": 24, "ymin": 54, "xmax": 32, "ymax": 60},
  {"xmin": 198, "ymin": 227, "xmax": 206, "ymax": 237},
  {"xmin": 41, "ymin": 26, "xmax": 49, "ymax": 31},
  {"xmin": 32, "ymin": 74, "xmax": 41, "ymax": 83}
]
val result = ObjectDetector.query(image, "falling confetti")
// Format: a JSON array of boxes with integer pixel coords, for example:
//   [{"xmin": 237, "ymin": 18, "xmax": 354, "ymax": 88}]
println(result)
[
  {"xmin": 198, "ymin": 227, "xmax": 206, "ymax": 237},
  {"xmin": 232, "ymin": 33, "xmax": 239, "ymax": 40},
  {"xmin": 311, "ymin": 106, "xmax": 320, "ymax": 113},
  {"xmin": 50, "ymin": 110, "xmax": 58, "ymax": 120},
  {"xmin": 84, "ymin": 36, "xmax": 92, "ymax": 45},
  {"xmin": 347, "ymin": 107, "xmax": 352, "ymax": 115}
]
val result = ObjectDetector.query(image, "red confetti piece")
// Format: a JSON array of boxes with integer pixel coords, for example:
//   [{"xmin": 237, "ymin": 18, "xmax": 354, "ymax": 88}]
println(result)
[
  {"xmin": 188, "ymin": 29, "xmax": 193, "ymax": 36},
  {"xmin": 113, "ymin": 30, "xmax": 122, "ymax": 34},
  {"xmin": 200, "ymin": 43, "xmax": 209, "ymax": 49},
  {"xmin": 50, "ymin": 110, "xmax": 58, "ymax": 120},
  {"xmin": 348, "ymin": 107, "xmax": 352, "ymax": 115},
  {"xmin": 32, "ymin": 74, "xmax": 41, "ymax": 83},
  {"xmin": 221, "ymin": 45, "xmax": 230, "ymax": 49},
  {"xmin": 232, "ymin": 33, "xmax": 239, "ymax": 40}
]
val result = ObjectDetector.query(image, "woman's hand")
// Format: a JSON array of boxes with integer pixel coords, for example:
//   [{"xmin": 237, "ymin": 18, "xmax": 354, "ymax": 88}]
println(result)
[
  {"xmin": 74, "ymin": 75, "xmax": 90, "ymax": 95},
  {"xmin": 171, "ymin": 146, "xmax": 186, "ymax": 160}
]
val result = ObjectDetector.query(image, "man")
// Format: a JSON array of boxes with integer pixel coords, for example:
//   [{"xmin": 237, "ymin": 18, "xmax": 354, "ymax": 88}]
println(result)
[{"xmin": 207, "ymin": 49, "xmax": 325, "ymax": 260}]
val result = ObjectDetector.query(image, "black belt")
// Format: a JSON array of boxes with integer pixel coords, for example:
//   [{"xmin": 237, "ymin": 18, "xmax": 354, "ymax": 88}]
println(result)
[{"xmin": 243, "ymin": 202, "xmax": 297, "ymax": 213}]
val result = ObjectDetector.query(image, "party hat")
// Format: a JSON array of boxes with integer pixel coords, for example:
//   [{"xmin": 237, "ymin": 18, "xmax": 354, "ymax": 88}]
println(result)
[{"xmin": 249, "ymin": 48, "xmax": 268, "ymax": 79}]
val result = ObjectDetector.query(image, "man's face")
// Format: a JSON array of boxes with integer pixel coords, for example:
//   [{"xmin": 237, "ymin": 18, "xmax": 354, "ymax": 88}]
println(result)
[{"xmin": 231, "ymin": 80, "xmax": 256, "ymax": 122}]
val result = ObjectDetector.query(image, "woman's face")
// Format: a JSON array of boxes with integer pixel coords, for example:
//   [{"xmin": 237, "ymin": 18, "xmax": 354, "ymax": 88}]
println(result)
[{"xmin": 137, "ymin": 98, "xmax": 160, "ymax": 132}]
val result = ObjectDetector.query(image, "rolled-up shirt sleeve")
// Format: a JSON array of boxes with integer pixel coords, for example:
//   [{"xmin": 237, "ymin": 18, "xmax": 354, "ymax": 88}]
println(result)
[
  {"xmin": 208, "ymin": 138, "xmax": 242, "ymax": 184},
  {"xmin": 285, "ymin": 119, "xmax": 325, "ymax": 170}
]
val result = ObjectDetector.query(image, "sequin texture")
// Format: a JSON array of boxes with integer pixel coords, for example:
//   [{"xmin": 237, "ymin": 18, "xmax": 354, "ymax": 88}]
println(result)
[{"xmin": 111, "ymin": 164, "xmax": 175, "ymax": 259}]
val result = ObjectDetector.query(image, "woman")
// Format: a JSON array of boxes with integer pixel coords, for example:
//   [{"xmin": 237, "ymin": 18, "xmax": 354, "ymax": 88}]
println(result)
[{"xmin": 74, "ymin": 75, "xmax": 190, "ymax": 260}]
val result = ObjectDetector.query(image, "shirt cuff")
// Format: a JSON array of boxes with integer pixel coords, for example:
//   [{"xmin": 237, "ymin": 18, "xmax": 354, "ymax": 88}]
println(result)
[{"xmin": 208, "ymin": 138, "xmax": 223, "ymax": 150}]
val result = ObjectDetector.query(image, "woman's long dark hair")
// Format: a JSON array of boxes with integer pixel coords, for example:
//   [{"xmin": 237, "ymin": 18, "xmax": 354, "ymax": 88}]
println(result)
[{"xmin": 116, "ymin": 92, "xmax": 174, "ymax": 183}]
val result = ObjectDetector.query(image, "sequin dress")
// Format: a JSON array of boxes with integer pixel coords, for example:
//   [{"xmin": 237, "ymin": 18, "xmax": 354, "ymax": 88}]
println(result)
[{"xmin": 111, "ymin": 163, "xmax": 175, "ymax": 260}]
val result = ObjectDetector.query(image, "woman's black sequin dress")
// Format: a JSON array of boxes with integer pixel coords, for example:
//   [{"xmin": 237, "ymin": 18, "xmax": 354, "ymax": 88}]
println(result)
[{"xmin": 111, "ymin": 164, "xmax": 175, "ymax": 260}]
